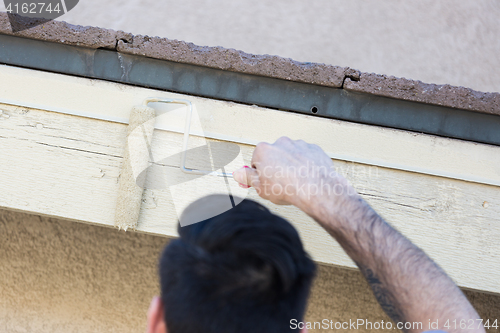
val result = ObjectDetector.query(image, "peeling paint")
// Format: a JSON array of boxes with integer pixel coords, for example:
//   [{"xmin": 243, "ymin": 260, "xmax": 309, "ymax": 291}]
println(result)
[
  {"xmin": 91, "ymin": 168, "xmax": 105, "ymax": 179},
  {"xmin": 142, "ymin": 190, "xmax": 158, "ymax": 209}
]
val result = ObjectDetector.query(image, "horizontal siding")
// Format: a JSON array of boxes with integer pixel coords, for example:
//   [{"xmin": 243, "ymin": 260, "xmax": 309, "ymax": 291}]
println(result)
[
  {"xmin": 1, "ymin": 64, "xmax": 499, "ymax": 187},
  {"xmin": 0, "ymin": 98, "xmax": 499, "ymax": 293}
]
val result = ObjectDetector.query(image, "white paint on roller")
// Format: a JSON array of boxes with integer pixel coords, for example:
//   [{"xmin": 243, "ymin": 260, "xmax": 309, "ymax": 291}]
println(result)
[{"xmin": 114, "ymin": 105, "xmax": 156, "ymax": 231}]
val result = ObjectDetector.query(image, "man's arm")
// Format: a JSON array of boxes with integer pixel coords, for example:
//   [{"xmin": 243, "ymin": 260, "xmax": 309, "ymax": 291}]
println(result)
[{"xmin": 233, "ymin": 137, "xmax": 484, "ymax": 333}]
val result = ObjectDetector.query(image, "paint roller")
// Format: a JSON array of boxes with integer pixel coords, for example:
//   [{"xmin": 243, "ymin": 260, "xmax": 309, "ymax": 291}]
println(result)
[
  {"xmin": 114, "ymin": 102, "xmax": 156, "ymax": 231},
  {"xmin": 114, "ymin": 98, "xmax": 234, "ymax": 231}
]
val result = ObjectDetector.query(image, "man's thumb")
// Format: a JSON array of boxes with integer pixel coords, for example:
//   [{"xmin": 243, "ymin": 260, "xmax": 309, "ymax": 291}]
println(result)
[{"xmin": 233, "ymin": 166, "xmax": 259, "ymax": 187}]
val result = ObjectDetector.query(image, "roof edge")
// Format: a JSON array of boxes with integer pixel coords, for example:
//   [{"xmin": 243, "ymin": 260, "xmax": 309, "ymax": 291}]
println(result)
[
  {"xmin": 0, "ymin": 13, "xmax": 352, "ymax": 88},
  {"xmin": 0, "ymin": 12, "xmax": 132, "ymax": 49},
  {"xmin": 1, "ymin": 12, "xmax": 499, "ymax": 115},
  {"xmin": 344, "ymin": 74, "xmax": 500, "ymax": 116}
]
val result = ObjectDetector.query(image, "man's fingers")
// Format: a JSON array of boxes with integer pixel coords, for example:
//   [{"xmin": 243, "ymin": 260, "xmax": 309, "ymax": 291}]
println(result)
[
  {"xmin": 233, "ymin": 166, "xmax": 259, "ymax": 188},
  {"xmin": 251, "ymin": 142, "xmax": 271, "ymax": 167}
]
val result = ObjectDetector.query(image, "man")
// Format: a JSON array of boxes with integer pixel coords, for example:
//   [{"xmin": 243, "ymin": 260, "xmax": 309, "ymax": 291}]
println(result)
[{"xmin": 147, "ymin": 137, "xmax": 484, "ymax": 333}]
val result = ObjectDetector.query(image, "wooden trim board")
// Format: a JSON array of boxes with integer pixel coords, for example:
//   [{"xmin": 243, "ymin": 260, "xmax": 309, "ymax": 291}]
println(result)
[
  {"xmin": 0, "ymin": 64, "xmax": 499, "ymax": 187},
  {"xmin": 0, "ymin": 65, "xmax": 499, "ymax": 294}
]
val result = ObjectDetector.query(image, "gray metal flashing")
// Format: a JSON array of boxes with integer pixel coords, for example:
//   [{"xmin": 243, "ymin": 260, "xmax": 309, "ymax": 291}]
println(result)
[{"xmin": 1, "ymin": 33, "xmax": 500, "ymax": 146}]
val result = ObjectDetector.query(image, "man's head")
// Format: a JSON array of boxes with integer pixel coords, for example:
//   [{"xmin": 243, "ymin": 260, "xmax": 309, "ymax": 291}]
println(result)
[{"xmin": 148, "ymin": 195, "xmax": 316, "ymax": 333}]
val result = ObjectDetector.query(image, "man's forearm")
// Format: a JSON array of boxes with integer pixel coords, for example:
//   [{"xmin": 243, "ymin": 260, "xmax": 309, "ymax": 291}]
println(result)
[
  {"xmin": 303, "ymin": 180, "xmax": 483, "ymax": 333},
  {"xmin": 233, "ymin": 137, "xmax": 484, "ymax": 333}
]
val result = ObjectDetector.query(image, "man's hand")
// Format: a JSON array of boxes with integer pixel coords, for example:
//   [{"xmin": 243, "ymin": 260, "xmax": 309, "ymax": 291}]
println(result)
[{"xmin": 232, "ymin": 136, "xmax": 354, "ymax": 221}]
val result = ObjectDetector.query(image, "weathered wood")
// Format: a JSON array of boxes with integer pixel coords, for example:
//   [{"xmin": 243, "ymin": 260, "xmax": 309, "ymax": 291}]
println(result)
[
  {"xmin": 1, "ymin": 64, "xmax": 500, "ymax": 187},
  {"xmin": 0, "ymin": 102, "xmax": 499, "ymax": 294}
]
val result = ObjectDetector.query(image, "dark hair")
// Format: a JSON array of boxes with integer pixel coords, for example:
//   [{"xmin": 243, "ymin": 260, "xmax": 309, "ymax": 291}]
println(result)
[{"xmin": 159, "ymin": 196, "xmax": 316, "ymax": 333}]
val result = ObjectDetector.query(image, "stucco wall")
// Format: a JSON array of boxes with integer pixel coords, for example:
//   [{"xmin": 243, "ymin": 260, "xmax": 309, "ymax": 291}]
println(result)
[
  {"xmin": 1, "ymin": 0, "xmax": 497, "ymax": 93},
  {"xmin": 1, "ymin": 208, "xmax": 499, "ymax": 332}
]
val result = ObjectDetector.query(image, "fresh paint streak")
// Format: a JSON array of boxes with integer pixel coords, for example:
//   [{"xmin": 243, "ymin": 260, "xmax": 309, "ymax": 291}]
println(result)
[
  {"xmin": 0, "ymin": 64, "xmax": 499, "ymax": 187},
  {"xmin": 0, "ymin": 102, "xmax": 498, "ymax": 294}
]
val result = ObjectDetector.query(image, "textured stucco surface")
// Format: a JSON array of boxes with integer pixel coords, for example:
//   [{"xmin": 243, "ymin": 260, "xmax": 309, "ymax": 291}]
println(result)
[
  {"xmin": 0, "ymin": 208, "xmax": 166, "ymax": 332},
  {"xmin": 1, "ymin": 11, "xmax": 500, "ymax": 114},
  {"xmin": 1, "ymin": 208, "xmax": 499, "ymax": 333}
]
